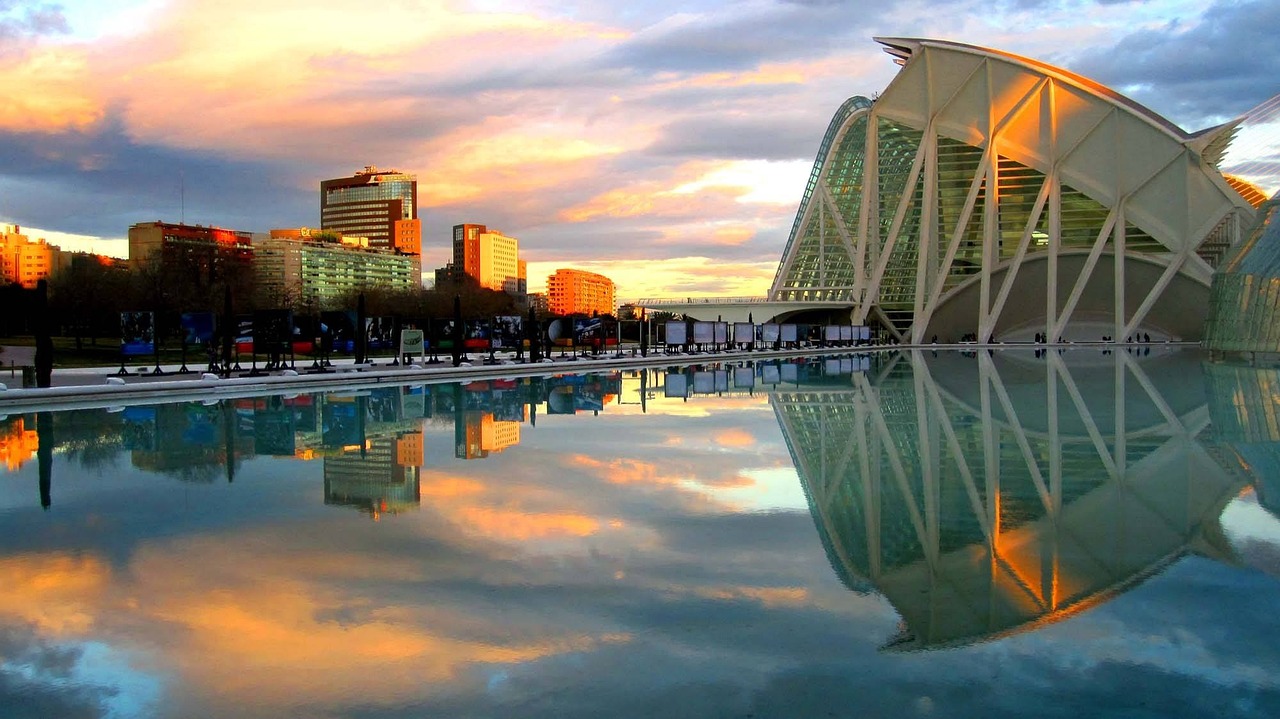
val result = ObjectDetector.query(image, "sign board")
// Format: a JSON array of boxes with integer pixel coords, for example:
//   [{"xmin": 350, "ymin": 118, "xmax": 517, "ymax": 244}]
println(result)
[
  {"xmin": 733, "ymin": 322, "xmax": 754, "ymax": 344},
  {"xmin": 713, "ymin": 322, "xmax": 728, "ymax": 344},
  {"xmin": 400, "ymin": 329, "xmax": 424, "ymax": 356},
  {"xmin": 839, "ymin": 325, "xmax": 853, "ymax": 341},
  {"xmin": 120, "ymin": 311, "xmax": 155, "ymax": 356},
  {"xmin": 665, "ymin": 321, "xmax": 687, "ymax": 345},
  {"xmin": 761, "ymin": 323, "xmax": 780, "ymax": 343},
  {"xmin": 780, "ymin": 324, "xmax": 798, "ymax": 342},
  {"xmin": 180, "ymin": 312, "xmax": 215, "ymax": 344},
  {"xmin": 824, "ymin": 325, "xmax": 841, "ymax": 342},
  {"xmin": 492, "ymin": 316, "xmax": 523, "ymax": 349},
  {"xmin": 692, "ymin": 321, "xmax": 714, "ymax": 344}
]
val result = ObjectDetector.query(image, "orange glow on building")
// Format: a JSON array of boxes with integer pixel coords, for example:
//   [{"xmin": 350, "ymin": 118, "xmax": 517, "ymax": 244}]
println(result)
[
  {"xmin": 1, "ymin": 225, "xmax": 55, "ymax": 289},
  {"xmin": 452, "ymin": 223, "xmax": 522, "ymax": 294},
  {"xmin": 547, "ymin": 268, "xmax": 615, "ymax": 316}
]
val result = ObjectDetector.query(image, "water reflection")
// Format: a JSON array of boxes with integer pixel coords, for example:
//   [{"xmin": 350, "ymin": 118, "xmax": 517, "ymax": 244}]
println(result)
[
  {"xmin": 780, "ymin": 349, "xmax": 1274, "ymax": 650},
  {"xmin": 1, "ymin": 351, "xmax": 1279, "ymax": 717}
]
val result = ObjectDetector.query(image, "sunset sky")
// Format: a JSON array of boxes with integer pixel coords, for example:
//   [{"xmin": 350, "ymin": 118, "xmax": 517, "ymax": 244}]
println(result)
[{"xmin": 1, "ymin": 0, "xmax": 1276, "ymax": 299}]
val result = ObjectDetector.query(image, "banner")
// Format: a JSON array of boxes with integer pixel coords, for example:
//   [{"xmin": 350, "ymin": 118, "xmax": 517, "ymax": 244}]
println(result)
[
  {"xmin": 824, "ymin": 325, "xmax": 841, "ymax": 342},
  {"xmin": 254, "ymin": 310, "xmax": 294, "ymax": 354},
  {"xmin": 433, "ymin": 318, "xmax": 459, "ymax": 349},
  {"xmin": 780, "ymin": 324, "xmax": 798, "ymax": 342},
  {"xmin": 573, "ymin": 317, "xmax": 603, "ymax": 344},
  {"xmin": 120, "ymin": 311, "xmax": 155, "ymax": 356},
  {"xmin": 762, "ymin": 363, "xmax": 781, "ymax": 384},
  {"xmin": 761, "ymin": 323, "xmax": 780, "ymax": 343},
  {"xmin": 492, "ymin": 315, "xmax": 523, "ymax": 349},
  {"xmin": 365, "ymin": 316, "xmax": 394, "ymax": 349},
  {"xmin": 464, "ymin": 319, "xmax": 491, "ymax": 350},
  {"xmin": 180, "ymin": 312, "xmax": 215, "ymax": 345},
  {"xmin": 321, "ymin": 311, "xmax": 357, "ymax": 353},
  {"xmin": 733, "ymin": 322, "xmax": 755, "ymax": 344},
  {"xmin": 400, "ymin": 329, "xmax": 424, "ymax": 356},
  {"xmin": 692, "ymin": 371, "xmax": 714, "ymax": 394},
  {"xmin": 664, "ymin": 320, "xmax": 687, "ymax": 346},
  {"xmin": 664, "ymin": 373, "xmax": 688, "ymax": 398},
  {"xmin": 839, "ymin": 325, "xmax": 853, "ymax": 341},
  {"xmin": 713, "ymin": 322, "xmax": 728, "ymax": 344},
  {"xmin": 692, "ymin": 321, "xmax": 714, "ymax": 344}
]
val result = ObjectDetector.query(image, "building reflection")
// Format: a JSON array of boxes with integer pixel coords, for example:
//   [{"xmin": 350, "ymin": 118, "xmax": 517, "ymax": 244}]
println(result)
[
  {"xmin": 776, "ymin": 349, "xmax": 1268, "ymax": 651},
  {"xmin": 0, "ymin": 415, "xmax": 39, "ymax": 471}
]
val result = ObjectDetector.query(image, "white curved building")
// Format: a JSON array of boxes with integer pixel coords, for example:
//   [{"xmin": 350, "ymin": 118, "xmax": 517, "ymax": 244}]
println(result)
[{"xmin": 771, "ymin": 38, "xmax": 1261, "ymax": 343}]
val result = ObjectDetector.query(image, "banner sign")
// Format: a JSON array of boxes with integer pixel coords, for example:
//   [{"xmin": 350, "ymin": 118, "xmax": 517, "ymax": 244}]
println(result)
[
  {"xmin": 464, "ymin": 319, "xmax": 491, "ymax": 350},
  {"xmin": 573, "ymin": 317, "xmax": 603, "ymax": 343},
  {"xmin": 180, "ymin": 312, "xmax": 215, "ymax": 344},
  {"xmin": 692, "ymin": 371, "xmax": 714, "ymax": 394},
  {"xmin": 254, "ymin": 310, "xmax": 294, "ymax": 353},
  {"xmin": 762, "ymin": 364, "xmax": 780, "ymax": 385},
  {"xmin": 492, "ymin": 315, "xmax": 523, "ymax": 349},
  {"xmin": 320, "ymin": 311, "xmax": 357, "ymax": 353},
  {"xmin": 400, "ymin": 329, "xmax": 424, "ymax": 356},
  {"xmin": 732, "ymin": 323, "xmax": 754, "ymax": 344},
  {"xmin": 824, "ymin": 325, "xmax": 841, "ymax": 342},
  {"xmin": 120, "ymin": 311, "xmax": 155, "ymax": 356},
  {"xmin": 692, "ymin": 321, "xmax": 714, "ymax": 344},
  {"xmin": 713, "ymin": 322, "xmax": 728, "ymax": 344},
  {"xmin": 664, "ymin": 373, "xmax": 688, "ymax": 398},
  {"xmin": 761, "ymin": 323, "xmax": 780, "ymax": 343},
  {"xmin": 780, "ymin": 324, "xmax": 798, "ymax": 342},
  {"xmin": 839, "ymin": 325, "xmax": 853, "ymax": 341},
  {"xmin": 434, "ymin": 318, "xmax": 458, "ymax": 349},
  {"xmin": 665, "ymin": 320, "xmax": 687, "ymax": 346}
]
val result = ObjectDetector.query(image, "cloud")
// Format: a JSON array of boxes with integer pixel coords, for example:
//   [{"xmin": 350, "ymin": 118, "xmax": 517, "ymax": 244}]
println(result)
[{"xmin": 1068, "ymin": 0, "xmax": 1280, "ymax": 128}]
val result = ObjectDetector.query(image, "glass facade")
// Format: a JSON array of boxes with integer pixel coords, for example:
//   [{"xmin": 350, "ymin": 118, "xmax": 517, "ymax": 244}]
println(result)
[
  {"xmin": 770, "ymin": 39, "xmax": 1257, "ymax": 344},
  {"xmin": 320, "ymin": 168, "xmax": 418, "ymax": 251},
  {"xmin": 1204, "ymin": 195, "xmax": 1280, "ymax": 353}
]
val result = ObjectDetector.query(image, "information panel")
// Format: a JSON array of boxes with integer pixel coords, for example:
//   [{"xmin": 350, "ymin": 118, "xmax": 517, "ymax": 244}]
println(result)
[
  {"xmin": 761, "ymin": 323, "xmax": 780, "ymax": 343},
  {"xmin": 824, "ymin": 325, "xmax": 841, "ymax": 342},
  {"xmin": 732, "ymin": 322, "xmax": 754, "ymax": 344},
  {"xmin": 665, "ymin": 320, "xmax": 687, "ymax": 346},
  {"xmin": 713, "ymin": 322, "xmax": 728, "ymax": 344},
  {"xmin": 780, "ymin": 324, "xmax": 798, "ymax": 342},
  {"xmin": 692, "ymin": 321, "xmax": 714, "ymax": 344}
]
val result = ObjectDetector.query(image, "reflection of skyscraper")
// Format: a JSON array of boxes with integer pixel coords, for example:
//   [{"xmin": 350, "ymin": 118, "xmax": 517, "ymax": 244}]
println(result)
[
  {"xmin": 777, "ymin": 350, "xmax": 1248, "ymax": 650},
  {"xmin": 324, "ymin": 431, "xmax": 423, "ymax": 519},
  {"xmin": 456, "ymin": 413, "xmax": 521, "ymax": 460}
]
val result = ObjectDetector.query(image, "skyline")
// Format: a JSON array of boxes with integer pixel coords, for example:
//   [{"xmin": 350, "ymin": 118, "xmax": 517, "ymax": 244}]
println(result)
[{"xmin": 1, "ymin": 0, "xmax": 1277, "ymax": 299}]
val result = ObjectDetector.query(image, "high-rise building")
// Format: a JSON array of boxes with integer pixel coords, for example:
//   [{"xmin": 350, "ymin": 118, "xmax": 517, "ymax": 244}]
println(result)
[
  {"xmin": 452, "ymin": 223, "xmax": 523, "ymax": 295},
  {"xmin": 547, "ymin": 268, "xmax": 615, "ymax": 316},
  {"xmin": 257, "ymin": 228, "xmax": 421, "ymax": 309},
  {"xmin": 320, "ymin": 166, "xmax": 420, "ymax": 254},
  {"xmin": 1, "ymin": 225, "xmax": 55, "ymax": 289}
]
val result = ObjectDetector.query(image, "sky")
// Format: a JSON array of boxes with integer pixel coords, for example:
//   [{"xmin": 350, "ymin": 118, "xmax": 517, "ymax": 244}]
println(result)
[{"xmin": 0, "ymin": 0, "xmax": 1277, "ymax": 300}]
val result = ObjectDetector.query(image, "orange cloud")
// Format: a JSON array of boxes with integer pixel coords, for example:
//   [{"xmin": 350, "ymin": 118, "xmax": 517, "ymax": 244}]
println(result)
[
  {"xmin": 0, "ymin": 552, "xmax": 110, "ymax": 634},
  {"xmin": 452, "ymin": 506, "xmax": 601, "ymax": 540},
  {"xmin": 0, "ymin": 48, "xmax": 101, "ymax": 132},
  {"xmin": 714, "ymin": 428, "xmax": 756, "ymax": 448}
]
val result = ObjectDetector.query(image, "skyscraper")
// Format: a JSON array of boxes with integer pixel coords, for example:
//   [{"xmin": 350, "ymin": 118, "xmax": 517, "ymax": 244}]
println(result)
[
  {"xmin": 452, "ymin": 223, "xmax": 524, "ymax": 295},
  {"xmin": 320, "ymin": 166, "xmax": 420, "ymax": 254}
]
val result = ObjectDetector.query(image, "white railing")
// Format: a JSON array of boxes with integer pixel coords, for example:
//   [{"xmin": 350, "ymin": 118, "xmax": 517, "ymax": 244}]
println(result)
[{"xmin": 633, "ymin": 296, "xmax": 773, "ymax": 305}]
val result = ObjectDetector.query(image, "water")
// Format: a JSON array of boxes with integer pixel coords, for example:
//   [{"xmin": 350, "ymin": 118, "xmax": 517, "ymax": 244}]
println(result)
[{"xmin": 1, "ymin": 349, "xmax": 1278, "ymax": 718}]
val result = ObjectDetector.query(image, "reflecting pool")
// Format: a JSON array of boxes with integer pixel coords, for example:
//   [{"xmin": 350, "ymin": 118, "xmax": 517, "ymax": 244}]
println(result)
[{"xmin": 2, "ymin": 349, "xmax": 1279, "ymax": 718}]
